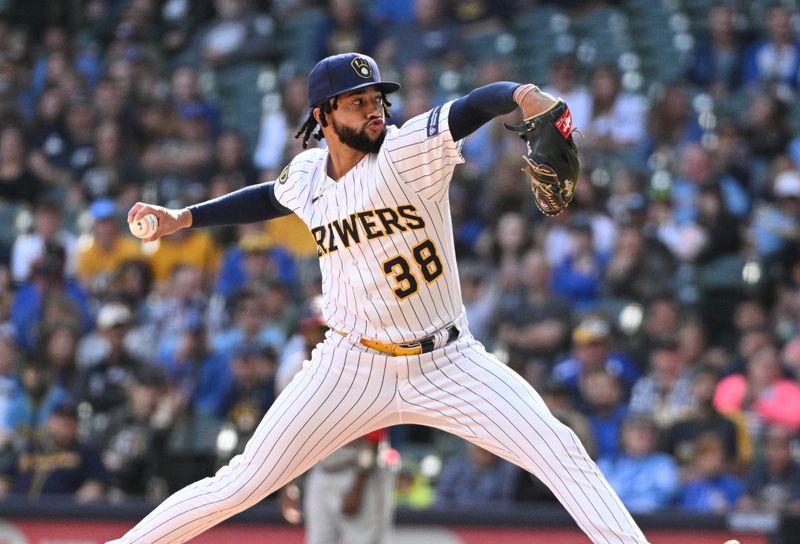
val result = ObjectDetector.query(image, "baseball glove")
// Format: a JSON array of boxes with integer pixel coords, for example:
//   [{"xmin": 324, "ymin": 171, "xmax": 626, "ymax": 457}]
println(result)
[{"xmin": 504, "ymin": 99, "xmax": 580, "ymax": 216}]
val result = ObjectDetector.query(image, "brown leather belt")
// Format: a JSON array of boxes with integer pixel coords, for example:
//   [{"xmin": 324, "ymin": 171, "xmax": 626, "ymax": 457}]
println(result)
[{"xmin": 333, "ymin": 325, "xmax": 460, "ymax": 356}]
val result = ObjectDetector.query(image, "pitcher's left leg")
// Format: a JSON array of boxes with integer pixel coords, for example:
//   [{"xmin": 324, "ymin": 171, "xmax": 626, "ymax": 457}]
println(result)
[{"xmin": 400, "ymin": 337, "xmax": 649, "ymax": 544}]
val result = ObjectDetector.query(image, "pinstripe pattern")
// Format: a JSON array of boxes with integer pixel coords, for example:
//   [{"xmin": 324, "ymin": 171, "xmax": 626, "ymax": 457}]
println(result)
[
  {"xmin": 113, "ymin": 333, "xmax": 404, "ymax": 544},
  {"xmin": 399, "ymin": 333, "xmax": 648, "ymax": 544},
  {"xmin": 109, "ymin": 99, "xmax": 651, "ymax": 544},
  {"xmin": 111, "ymin": 327, "xmax": 649, "ymax": 544},
  {"xmin": 273, "ymin": 101, "xmax": 464, "ymax": 344}
]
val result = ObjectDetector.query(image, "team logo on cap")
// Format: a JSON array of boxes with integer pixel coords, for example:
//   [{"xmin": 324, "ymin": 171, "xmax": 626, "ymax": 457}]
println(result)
[{"xmin": 351, "ymin": 57, "xmax": 372, "ymax": 79}]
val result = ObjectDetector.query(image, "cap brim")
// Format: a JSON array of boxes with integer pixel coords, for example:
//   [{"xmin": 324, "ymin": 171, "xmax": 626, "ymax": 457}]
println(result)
[{"xmin": 316, "ymin": 81, "xmax": 400, "ymax": 107}]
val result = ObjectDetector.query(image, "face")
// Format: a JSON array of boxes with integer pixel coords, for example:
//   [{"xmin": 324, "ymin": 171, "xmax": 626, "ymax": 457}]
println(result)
[
  {"xmin": 681, "ymin": 145, "xmax": 713, "ymax": 183},
  {"xmin": 96, "ymin": 122, "xmax": 121, "ymax": 157},
  {"xmin": 521, "ymin": 250, "xmax": 549, "ymax": 288},
  {"xmin": 580, "ymin": 372, "xmax": 621, "ymax": 409},
  {"xmin": 94, "ymin": 79, "xmax": 122, "ymax": 113},
  {"xmin": 215, "ymin": 0, "xmax": 244, "ymax": 19},
  {"xmin": 622, "ymin": 421, "xmax": 656, "ymax": 457},
  {"xmin": 0, "ymin": 337, "xmax": 17, "ymax": 374},
  {"xmin": 171, "ymin": 66, "xmax": 198, "ymax": 101},
  {"xmin": 322, "ymin": 87, "xmax": 387, "ymax": 154},
  {"xmin": 549, "ymin": 59, "xmax": 576, "ymax": 90},
  {"xmin": 0, "ymin": 127, "xmax": 24, "ymax": 161},
  {"xmin": 737, "ymin": 330, "xmax": 770, "ymax": 363},
  {"xmin": 102, "ymin": 323, "xmax": 128, "ymax": 348},
  {"xmin": 46, "ymin": 328, "xmax": 76, "ymax": 366},
  {"xmin": 38, "ymin": 87, "xmax": 65, "ymax": 121},
  {"xmin": 650, "ymin": 347, "xmax": 683, "ymax": 377},
  {"xmin": 766, "ymin": 6, "xmax": 793, "ymax": 41},
  {"xmin": 93, "ymin": 217, "xmax": 117, "ymax": 244},
  {"xmin": 591, "ymin": 67, "xmax": 618, "ymax": 100},
  {"xmin": 709, "ymin": 4, "xmax": 734, "ymax": 36},
  {"xmin": 695, "ymin": 441, "xmax": 725, "ymax": 478},
  {"xmin": 679, "ymin": 323, "xmax": 706, "ymax": 362},
  {"xmin": 734, "ymin": 300, "xmax": 768, "ymax": 331},
  {"xmin": 217, "ymin": 131, "xmax": 244, "ymax": 165},
  {"xmin": 66, "ymin": 103, "xmax": 95, "ymax": 136},
  {"xmin": 764, "ymin": 425, "xmax": 792, "ymax": 470},
  {"xmin": 49, "ymin": 413, "xmax": 78, "ymax": 446},
  {"xmin": 130, "ymin": 383, "xmax": 160, "ymax": 416},
  {"xmin": 747, "ymin": 346, "xmax": 781, "ymax": 386},
  {"xmin": 236, "ymin": 296, "xmax": 263, "ymax": 332},
  {"xmin": 616, "ymin": 228, "xmax": 644, "ymax": 256},
  {"xmin": 645, "ymin": 299, "xmax": 679, "ymax": 337},
  {"xmin": 692, "ymin": 371, "xmax": 718, "ymax": 403},
  {"xmin": 575, "ymin": 340, "xmax": 608, "ymax": 367},
  {"xmin": 232, "ymin": 355, "xmax": 259, "ymax": 383},
  {"xmin": 496, "ymin": 212, "xmax": 526, "ymax": 251}
]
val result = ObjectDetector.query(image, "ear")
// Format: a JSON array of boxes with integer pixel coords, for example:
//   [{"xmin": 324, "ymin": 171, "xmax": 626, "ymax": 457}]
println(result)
[{"xmin": 312, "ymin": 106, "xmax": 322, "ymax": 126}]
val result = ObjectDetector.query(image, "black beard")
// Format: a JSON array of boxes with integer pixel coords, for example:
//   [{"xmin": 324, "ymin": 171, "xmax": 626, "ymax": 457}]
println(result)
[{"xmin": 332, "ymin": 118, "xmax": 386, "ymax": 154}]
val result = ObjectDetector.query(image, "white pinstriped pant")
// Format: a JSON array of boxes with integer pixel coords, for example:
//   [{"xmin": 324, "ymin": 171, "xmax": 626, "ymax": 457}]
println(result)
[{"xmin": 109, "ymin": 322, "xmax": 649, "ymax": 544}]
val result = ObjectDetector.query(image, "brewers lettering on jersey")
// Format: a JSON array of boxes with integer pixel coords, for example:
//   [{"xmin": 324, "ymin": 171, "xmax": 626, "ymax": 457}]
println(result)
[{"xmin": 112, "ymin": 53, "xmax": 652, "ymax": 544}]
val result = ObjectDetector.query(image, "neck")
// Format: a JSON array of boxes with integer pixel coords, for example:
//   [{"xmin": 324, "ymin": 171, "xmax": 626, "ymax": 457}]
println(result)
[{"xmin": 326, "ymin": 140, "xmax": 367, "ymax": 180}]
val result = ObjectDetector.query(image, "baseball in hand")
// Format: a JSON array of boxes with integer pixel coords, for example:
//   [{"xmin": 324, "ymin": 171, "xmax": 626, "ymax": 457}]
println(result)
[{"xmin": 129, "ymin": 214, "xmax": 159, "ymax": 239}]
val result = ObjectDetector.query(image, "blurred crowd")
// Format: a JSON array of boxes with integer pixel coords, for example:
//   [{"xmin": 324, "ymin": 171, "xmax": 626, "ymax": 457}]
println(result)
[{"xmin": 0, "ymin": 0, "xmax": 798, "ymax": 520}]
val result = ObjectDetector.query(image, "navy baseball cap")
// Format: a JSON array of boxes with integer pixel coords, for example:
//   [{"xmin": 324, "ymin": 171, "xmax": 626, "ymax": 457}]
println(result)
[{"xmin": 307, "ymin": 52, "xmax": 400, "ymax": 109}]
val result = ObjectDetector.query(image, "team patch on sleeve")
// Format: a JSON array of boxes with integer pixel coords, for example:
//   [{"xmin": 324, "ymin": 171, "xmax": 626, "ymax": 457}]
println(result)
[
  {"xmin": 426, "ymin": 105, "xmax": 442, "ymax": 138},
  {"xmin": 278, "ymin": 165, "xmax": 290, "ymax": 184}
]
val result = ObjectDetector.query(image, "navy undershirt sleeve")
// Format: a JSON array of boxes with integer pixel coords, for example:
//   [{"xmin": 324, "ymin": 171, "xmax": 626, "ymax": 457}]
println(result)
[
  {"xmin": 449, "ymin": 81, "xmax": 521, "ymax": 142},
  {"xmin": 188, "ymin": 181, "xmax": 292, "ymax": 228}
]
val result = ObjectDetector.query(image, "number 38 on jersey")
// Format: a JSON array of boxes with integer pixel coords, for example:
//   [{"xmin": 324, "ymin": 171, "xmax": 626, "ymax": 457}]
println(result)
[{"xmin": 382, "ymin": 239, "xmax": 444, "ymax": 300}]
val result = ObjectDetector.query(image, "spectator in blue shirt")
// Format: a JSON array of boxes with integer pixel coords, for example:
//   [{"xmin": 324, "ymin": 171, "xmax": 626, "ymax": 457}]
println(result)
[
  {"xmin": 550, "ymin": 220, "xmax": 609, "ymax": 311},
  {"xmin": 742, "ymin": 3, "xmax": 800, "ymax": 92},
  {"xmin": 678, "ymin": 433, "xmax": 744, "ymax": 512},
  {"xmin": 11, "ymin": 241, "xmax": 92, "ymax": 353},
  {"xmin": 378, "ymin": 0, "xmax": 464, "ymax": 71},
  {"xmin": 156, "ymin": 318, "xmax": 232, "ymax": 418},
  {"xmin": 580, "ymin": 370, "xmax": 629, "ymax": 459},
  {"xmin": 748, "ymin": 170, "xmax": 800, "ymax": 258},
  {"xmin": 212, "ymin": 288, "xmax": 286, "ymax": 355},
  {"xmin": 552, "ymin": 317, "xmax": 639, "ymax": 411},
  {"xmin": 214, "ymin": 227, "xmax": 297, "ymax": 300},
  {"xmin": 671, "ymin": 144, "xmax": 750, "ymax": 226},
  {"xmin": 435, "ymin": 443, "xmax": 519, "ymax": 509},
  {"xmin": 597, "ymin": 416, "xmax": 680, "ymax": 513},
  {"xmin": 3, "ymin": 357, "xmax": 69, "ymax": 450},
  {"xmin": 685, "ymin": 2, "xmax": 748, "ymax": 97}
]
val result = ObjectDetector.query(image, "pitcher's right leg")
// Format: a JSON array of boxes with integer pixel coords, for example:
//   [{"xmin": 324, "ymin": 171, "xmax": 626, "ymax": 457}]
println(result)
[{"xmin": 109, "ymin": 335, "xmax": 399, "ymax": 544}]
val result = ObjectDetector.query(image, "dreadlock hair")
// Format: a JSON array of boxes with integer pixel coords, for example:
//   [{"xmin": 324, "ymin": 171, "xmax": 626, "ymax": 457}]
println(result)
[{"xmin": 294, "ymin": 93, "xmax": 393, "ymax": 149}]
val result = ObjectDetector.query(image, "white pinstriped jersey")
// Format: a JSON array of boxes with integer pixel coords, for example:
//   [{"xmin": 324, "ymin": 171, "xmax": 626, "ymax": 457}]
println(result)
[{"xmin": 274, "ymin": 100, "xmax": 465, "ymax": 344}]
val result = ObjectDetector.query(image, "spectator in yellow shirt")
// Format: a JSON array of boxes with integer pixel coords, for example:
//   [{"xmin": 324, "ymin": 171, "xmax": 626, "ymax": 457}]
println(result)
[
  {"xmin": 76, "ymin": 200, "xmax": 142, "ymax": 292},
  {"xmin": 147, "ymin": 228, "xmax": 220, "ymax": 284}
]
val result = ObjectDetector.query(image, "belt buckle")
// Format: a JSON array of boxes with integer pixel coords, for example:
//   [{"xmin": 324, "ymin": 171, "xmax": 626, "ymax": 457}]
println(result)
[{"xmin": 412, "ymin": 325, "xmax": 459, "ymax": 355}]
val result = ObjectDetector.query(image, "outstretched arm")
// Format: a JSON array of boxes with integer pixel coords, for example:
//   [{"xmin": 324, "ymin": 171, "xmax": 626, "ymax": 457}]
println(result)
[
  {"xmin": 127, "ymin": 181, "xmax": 292, "ymax": 242},
  {"xmin": 449, "ymin": 81, "xmax": 557, "ymax": 141}
]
